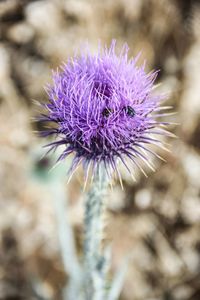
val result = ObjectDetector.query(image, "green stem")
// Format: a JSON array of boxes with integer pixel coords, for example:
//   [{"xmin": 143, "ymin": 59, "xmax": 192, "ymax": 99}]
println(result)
[{"xmin": 83, "ymin": 166, "xmax": 109, "ymax": 300}]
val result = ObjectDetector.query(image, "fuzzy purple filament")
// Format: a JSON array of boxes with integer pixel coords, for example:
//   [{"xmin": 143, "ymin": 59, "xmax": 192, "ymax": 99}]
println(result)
[{"xmin": 40, "ymin": 41, "xmax": 169, "ymax": 178}]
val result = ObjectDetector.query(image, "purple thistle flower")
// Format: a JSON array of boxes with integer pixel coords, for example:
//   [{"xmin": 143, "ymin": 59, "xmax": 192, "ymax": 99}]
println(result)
[{"xmin": 40, "ymin": 41, "xmax": 171, "ymax": 181}]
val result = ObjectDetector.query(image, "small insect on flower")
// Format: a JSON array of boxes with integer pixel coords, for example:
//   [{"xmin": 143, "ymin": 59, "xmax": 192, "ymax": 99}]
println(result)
[
  {"xmin": 39, "ymin": 40, "xmax": 172, "ymax": 182},
  {"xmin": 123, "ymin": 106, "xmax": 136, "ymax": 118}
]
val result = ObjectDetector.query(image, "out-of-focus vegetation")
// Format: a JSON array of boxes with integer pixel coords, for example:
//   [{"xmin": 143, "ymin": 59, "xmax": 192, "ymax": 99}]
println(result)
[{"xmin": 0, "ymin": 0, "xmax": 200, "ymax": 299}]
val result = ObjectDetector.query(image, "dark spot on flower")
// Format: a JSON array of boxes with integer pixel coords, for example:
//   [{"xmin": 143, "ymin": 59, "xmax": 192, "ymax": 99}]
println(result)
[
  {"xmin": 123, "ymin": 106, "xmax": 135, "ymax": 117},
  {"xmin": 102, "ymin": 107, "xmax": 113, "ymax": 117}
]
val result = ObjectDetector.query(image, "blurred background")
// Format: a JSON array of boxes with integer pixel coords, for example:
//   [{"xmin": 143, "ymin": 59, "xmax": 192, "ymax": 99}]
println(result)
[{"xmin": 0, "ymin": 0, "xmax": 200, "ymax": 299}]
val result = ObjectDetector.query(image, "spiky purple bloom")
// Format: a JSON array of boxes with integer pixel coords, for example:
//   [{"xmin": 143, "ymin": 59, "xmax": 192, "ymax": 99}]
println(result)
[{"xmin": 40, "ymin": 41, "xmax": 170, "ymax": 179}]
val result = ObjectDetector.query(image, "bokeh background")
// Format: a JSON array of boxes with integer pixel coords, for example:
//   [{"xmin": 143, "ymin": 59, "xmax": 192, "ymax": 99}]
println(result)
[{"xmin": 0, "ymin": 0, "xmax": 200, "ymax": 299}]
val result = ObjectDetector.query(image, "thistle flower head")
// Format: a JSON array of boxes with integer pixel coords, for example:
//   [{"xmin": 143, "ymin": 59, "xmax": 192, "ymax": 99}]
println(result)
[{"xmin": 40, "ymin": 41, "xmax": 170, "ymax": 180}]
